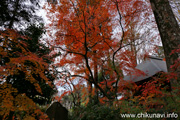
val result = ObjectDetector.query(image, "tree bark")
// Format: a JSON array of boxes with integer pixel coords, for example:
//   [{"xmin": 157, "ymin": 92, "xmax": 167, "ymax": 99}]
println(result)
[
  {"xmin": 93, "ymin": 51, "xmax": 99, "ymax": 104},
  {"xmin": 87, "ymin": 81, "xmax": 92, "ymax": 104},
  {"xmin": 150, "ymin": 0, "xmax": 180, "ymax": 86}
]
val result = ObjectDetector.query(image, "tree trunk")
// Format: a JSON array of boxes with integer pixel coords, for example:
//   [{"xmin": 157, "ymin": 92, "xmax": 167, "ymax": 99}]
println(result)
[
  {"xmin": 93, "ymin": 51, "xmax": 99, "ymax": 104},
  {"xmin": 150, "ymin": 0, "xmax": 180, "ymax": 86},
  {"xmin": 87, "ymin": 81, "xmax": 92, "ymax": 104}
]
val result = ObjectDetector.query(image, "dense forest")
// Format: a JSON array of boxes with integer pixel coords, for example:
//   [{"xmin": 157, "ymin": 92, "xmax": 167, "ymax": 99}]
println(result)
[{"xmin": 0, "ymin": 0, "xmax": 180, "ymax": 119}]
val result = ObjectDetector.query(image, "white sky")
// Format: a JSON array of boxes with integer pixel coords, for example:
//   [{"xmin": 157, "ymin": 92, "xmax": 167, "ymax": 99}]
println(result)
[{"xmin": 36, "ymin": 1, "xmax": 51, "ymax": 25}]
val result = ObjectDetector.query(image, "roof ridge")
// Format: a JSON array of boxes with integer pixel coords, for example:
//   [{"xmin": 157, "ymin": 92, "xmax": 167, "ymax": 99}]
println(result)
[{"xmin": 148, "ymin": 55, "xmax": 163, "ymax": 60}]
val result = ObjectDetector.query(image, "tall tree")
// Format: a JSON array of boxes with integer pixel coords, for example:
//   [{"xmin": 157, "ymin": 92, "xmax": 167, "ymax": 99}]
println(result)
[
  {"xmin": 10, "ymin": 24, "xmax": 57, "ymax": 105},
  {"xmin": 45, "ymin": 0, "xmax": 151, "ymax": 103},
  {"xmin": 46, "ymin": 0, "xmax": 122, "ymax": 102},
  {"xmin": 149, "ymin": 0, "xmax": 180, "ymax": 85}
]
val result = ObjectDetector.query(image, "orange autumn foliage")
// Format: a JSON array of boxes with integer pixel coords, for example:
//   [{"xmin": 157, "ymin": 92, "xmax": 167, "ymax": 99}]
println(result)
[
  {"xmin": 46, "ymin": 0, "xmax": 119, "ymax": 101},
  {"xmin": 0, "ymin": 29, "xmax": 53, "ymax": 119},
  {"xmin": 45, "ymin": 0, "xmax": 157, "ymax": 104}
]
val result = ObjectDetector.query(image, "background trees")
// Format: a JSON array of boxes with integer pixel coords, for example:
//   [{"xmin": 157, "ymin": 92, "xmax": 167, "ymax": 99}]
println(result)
[{"xmin": 0, "ymin": 0, "xmax": 42, "ymax": 30}]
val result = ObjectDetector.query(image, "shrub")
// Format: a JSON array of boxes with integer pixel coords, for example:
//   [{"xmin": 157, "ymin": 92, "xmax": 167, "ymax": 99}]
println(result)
[{"xmin": 69, "ymin": 104, "xmax": 120, "ymax": 120}]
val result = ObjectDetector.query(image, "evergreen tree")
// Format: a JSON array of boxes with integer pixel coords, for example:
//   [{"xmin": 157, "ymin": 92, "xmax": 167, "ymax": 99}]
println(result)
[
  {"xmin": 0, "ymin": 0, "xmax": 42, "ymax": 29},
  {"xmin": 6, "ymin": 24, "xmax": 57, "ymax": 105}
]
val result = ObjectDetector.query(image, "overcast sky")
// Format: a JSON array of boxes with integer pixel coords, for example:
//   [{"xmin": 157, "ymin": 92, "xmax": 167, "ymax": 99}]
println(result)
[{"xmin": 36, "ymin": 1, "xmax": 50, "ymax": 25}]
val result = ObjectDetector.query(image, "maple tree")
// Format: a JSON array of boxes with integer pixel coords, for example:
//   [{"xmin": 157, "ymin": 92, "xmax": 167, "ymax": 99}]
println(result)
[
  {"xmin": 0, "ymin": 26, "xmax": 57, "ymax": 119},
  {"xmin": 44, "ymin": 0, "xmax": 180, "ymax": 119},
  {"xmin": 45, "ymin": 0, "xmax": 155, "ymax": 105},
  {"xmin": 46, "ymin": 0, "xmax": 119, "ymax": 103}
]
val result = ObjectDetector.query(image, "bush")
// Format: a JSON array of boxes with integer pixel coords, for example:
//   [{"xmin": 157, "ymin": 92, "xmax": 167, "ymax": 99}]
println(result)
[{"xmin": 69, "ymin": 104, "xmax": 120, "ymax": 120}]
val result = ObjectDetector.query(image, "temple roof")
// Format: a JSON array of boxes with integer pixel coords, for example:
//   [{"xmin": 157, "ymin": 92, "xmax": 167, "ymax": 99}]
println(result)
[{"xmin": 124, "ymin": 56, "xmax": 167, "ymax": 82}]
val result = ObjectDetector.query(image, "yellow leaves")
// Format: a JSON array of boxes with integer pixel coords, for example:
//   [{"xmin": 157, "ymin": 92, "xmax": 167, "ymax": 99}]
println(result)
[
  {"xmin": 145, "ymin": 93, "xmax": 155, "ymax": 100},
  {"xmin": 0, "ymin": 83, "xmax": 47, "ymax": 119},
  {"xmin": 4, "ymin": 52, "xmax": 49, "ymax": 95},
  {"xmin": 15, "ymin": 94, "xmax": 36, "ymax": 111},
  {"xmin": 0, "ymin": 47, "xmax": 7, "ymax": 57},
  {"xmin": 0, "ymin": 83, "xmax": 17, "ymax": 118},
  {"xmin": 0, "ymin": 24, "xmax": 53, "ymax": 120},
  {"xmin": 34, "ymin": 83, "xmax": 43, "ymax": 94},
  {"xmin": 0, "ymin": 67, "xmax": 8, "ymax": 79},
  {"xmin": 23, "ymin": 116, "xmax": 36, "ymax": 120}
]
